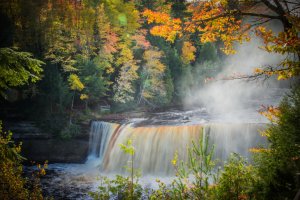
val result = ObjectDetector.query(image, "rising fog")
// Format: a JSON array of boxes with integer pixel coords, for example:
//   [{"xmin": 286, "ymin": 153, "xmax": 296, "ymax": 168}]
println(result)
[{"xmin": 184, "ymin": 35, "xmax": 289, "ymax": 123}]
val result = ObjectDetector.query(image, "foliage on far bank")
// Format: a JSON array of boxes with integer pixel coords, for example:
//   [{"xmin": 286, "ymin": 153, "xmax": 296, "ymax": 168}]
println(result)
[{"xmin": 0, "ymin": 0, "xmax": 221, "ymax": 138}]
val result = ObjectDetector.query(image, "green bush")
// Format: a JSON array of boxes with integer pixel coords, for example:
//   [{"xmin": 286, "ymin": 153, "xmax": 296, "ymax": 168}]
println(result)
[
  {"xmin": 59, "ymin": 123, "xmax": 81, "ymax": 140},
  {"xmin": 89, "ymin": 175, "xmax": 144, "ymax": 200},
  {"xmin": 253, "ymin": 86, "xmax": 300, "ymax": 199},
  {"xmin": 215, "ymin": 154, "xmax": 261, "ymax": 200}
]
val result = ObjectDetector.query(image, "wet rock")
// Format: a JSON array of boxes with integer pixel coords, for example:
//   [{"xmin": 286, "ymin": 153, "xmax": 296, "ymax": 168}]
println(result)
[{"xmin": 21, "ymin": 139, "xmax": 89, "ymax": 163}]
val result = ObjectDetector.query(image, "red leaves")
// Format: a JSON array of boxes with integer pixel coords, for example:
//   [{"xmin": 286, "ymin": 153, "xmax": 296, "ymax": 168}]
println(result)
[{"xmin": 103, "ymin": 31, "xmax": 119, "ymax": 54}]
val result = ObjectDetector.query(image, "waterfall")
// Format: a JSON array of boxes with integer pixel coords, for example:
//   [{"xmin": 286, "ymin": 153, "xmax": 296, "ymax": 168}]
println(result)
[
  {"xmin": 87, "ymin": 121, "xmax": 267, "ymax": 176},
  {"xmin": 86, "ymin": 121, "xmax": 119, "ymax": 167},
  {"xmin": 102, "ymin": 124, "xmax": 203, "ymax": 175},
  {"xmin": 204, "ymin": 123, "xmax": 267, "ymax": 162}
]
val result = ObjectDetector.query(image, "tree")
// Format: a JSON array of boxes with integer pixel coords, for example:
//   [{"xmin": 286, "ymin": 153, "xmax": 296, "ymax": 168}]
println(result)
[
  {"xmin": 215, "ymin": 154, "xmax": 260, "ymax": 200},
  {"xmin": 68, "ymin": 73, "xmax": 84, "ymax": 124},
  {"xmin": 68, "ymin": 74, "xmax": 84, "ymax": 92},
  {"xmin": 77, "ymin": 58, "xmax": 111, "ymax": 106},
  {"xmin": 181, "ymin": 41, "xmax": 196, "ymax": 64},
  {"xmin": 0, "ymin": 48, "xmax": 44, "ymax": 97},
  {"xmin": 138, "ymin": 48, "xmax": 168, "ymax": 106},
  {"xmin": 113, "ymin": 44, "xmax": 139, "ymax": 104},
  {"xmin": 252, "ymin": 86, "xmax": 300, "ymax": 199},
  {"xmin": 143, "ymin": 0, "xmax": 300, "ymax": 80}
]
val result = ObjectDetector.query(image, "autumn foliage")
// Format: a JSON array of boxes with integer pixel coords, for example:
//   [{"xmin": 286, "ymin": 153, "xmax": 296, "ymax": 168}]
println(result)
[
  {"xmin": 0, "ymin": 122, "xmax": 44, "ymax": 200},
  {"xmin": 143, "ymin": 0, "xmax": 300, "ymax": 80}
]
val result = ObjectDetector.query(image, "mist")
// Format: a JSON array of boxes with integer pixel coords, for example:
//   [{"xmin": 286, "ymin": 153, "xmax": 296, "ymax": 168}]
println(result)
[{"xmin": 184, "ymin": 35, "xmax": 289, "ymax": 123}]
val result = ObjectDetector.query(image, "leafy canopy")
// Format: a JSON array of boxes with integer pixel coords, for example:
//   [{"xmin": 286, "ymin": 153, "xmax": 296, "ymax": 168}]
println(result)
[{"xmin": 0, "ymin": 48, "xmax": 44, "ymax": 96}]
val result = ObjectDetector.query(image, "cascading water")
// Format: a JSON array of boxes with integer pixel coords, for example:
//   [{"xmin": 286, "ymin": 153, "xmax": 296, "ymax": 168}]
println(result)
[
  {"xmin": 204, "ymin": 123, "xmax": 266, "ymax": 162},
  {"xmin": 102, "ymin": 124, "xmax": 203, "ymax": 176},
  {"xmin": 86, "ymin": 121, "xmax": 119, "ymax": 167},
  {"xmin": 31, "ymin": 116, "xmax": 269, "ymax": 199},
  {"xmin": 86, "ymin": 121, "xmax": 267, "ymax": 176}
]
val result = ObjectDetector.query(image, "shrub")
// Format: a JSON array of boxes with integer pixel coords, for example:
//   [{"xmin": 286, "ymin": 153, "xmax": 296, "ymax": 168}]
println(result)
[
  {"xmin": 0, "ymin": 121, "xmax": 44, "ymax": 200},
  {"xmin": 253, "ymin": 86, "xmax": 300, "ymax": 199},
  {"xmin": 59, "ymin": 123, "xmax": 81, "ymax": 139},
  {"xmin": 215, "ymin": 154, "xmax": 261, "ymax": 200}
]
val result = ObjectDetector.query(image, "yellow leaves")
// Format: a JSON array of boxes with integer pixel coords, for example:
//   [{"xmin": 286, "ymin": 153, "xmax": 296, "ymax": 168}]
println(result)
[
  {"xmin": 150, "ymin": 25, "xmax": 182, "ymax": 43},
  {"xmin": 113, "ymin": 46, "xmax": 139, "ymax": 103},
  {"xmin": 0, "ymin": 122, "xmax": 44, "ymax": 199},
  {"xmin": 80, "ymin": 94, "xmax": 89, "ymax": 100},
  {"xmin": 254, "ymin": 68, "xmax": 263, "ymax": 74},
  {"xmin": 106, "ymin": 66, "xmax": 115, "ymax": 74},
  {"xmin": 256, "ymin": 25, "xmax": 300, "ymax": 63},
  {"xmin": 249, "ymin": 148, "xmax": 269, "ymax": 153},
  {"xmin": 143, "ymin": 49, "xmax": 165, "ymax": 73},
  {"xmin": 259, "ymin": 105, "xmax": 281, "ymax": 123},
  {"xmin": 277, "ymin": 74, "xmax": 285, "ymax": 80},
  {"xmin": 253, "ymin": 65, "xmax": 298, "ymax": 80},
  {"xmin": 144, "ymin": 1, "xmax": 251, "ymax": 53},
  {"xmin": 181, "ymin": 41, "xmax": 196, "ymax": 64},
  {"xmin": 172, "ymin": 151, "xmax": 178, "ymax": 166},
  {"xmin": 68, "ymin": 74, "xmax": 84, "ymax": 91},
  {"xmin": 141, "ymin": 48, "xmax": 167, "ymax": 101},
  {"xmin": 143, "ymin": 9, "xmax": 177, "ymax": 24}
]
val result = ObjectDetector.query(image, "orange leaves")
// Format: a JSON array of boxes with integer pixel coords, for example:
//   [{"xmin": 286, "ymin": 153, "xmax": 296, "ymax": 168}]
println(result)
[
  {"xmin": 254, "ymin": 25, "xmax": 300, "ymax": 79},
  {"xmin": 143, "ymin": 9, "xmax": 182, "ymax": 42},
  {"xmin": 181, "ymin": 41, "xmax": 196, "ymax": 64},
  {"xmin": 259, "ymin": 105, "xmax": 281, "ymax": 123},
  {"xmin": 103, "ymin": 31, "xmax": 119, "ymax": 54},
  {"xmin": 143, "ymin": 9, "xmax": 178, "ymax": 24},
  {"xmin": 150, "ymin": 25, "xmax": 182, "ymax": 42},
  {"xmin": 253, "ymin": 68, "xmax": 263, "ymax": 74},
  {"xmin": 185, "ymin": 1, "xmax": 249, "ymax": 55},
  {"xmin": 256, "ymin": 26, "xmax": 300, "ymax": 56},
  {"xmin": 143, "ymin": 1, "xmax": 250, "ymax": 54}
]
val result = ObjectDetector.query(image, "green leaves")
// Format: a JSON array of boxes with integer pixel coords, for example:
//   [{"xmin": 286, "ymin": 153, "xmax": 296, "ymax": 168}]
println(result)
[
  {"xmin": 216, "ymin": 154, "xmax": 259, "ymax": 200},
  {"xmin": 119, "ymin": 139, "xmax": 135, "ymax": 156},
  {"xmin": 0, "ymin": 48, "xmax": 44, "ymax": 95},
  {"xmin": 0, "ymin": 121, "xmax": 44, "ymax": 199}
]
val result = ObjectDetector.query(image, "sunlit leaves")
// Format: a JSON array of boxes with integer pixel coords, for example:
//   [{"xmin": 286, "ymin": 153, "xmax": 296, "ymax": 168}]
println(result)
[
  {"xmin": 254, "ymin": 26, "xmax": 300, "ymax": 79},
  {"xmin": 113, "ymin": 46, "xmax": 139, "ymax": 103},
  {"xmin": 80, "ymin": 94, "xmax": 88, "ymax": 100},
  {"xmin": 119, "ymin": 139, "xmax": 135, "ymax": 156},
  {"xmin": 143, "ymin": 1, "xmax": 249, "ymax": 54},
  {"xmin": 0, "ymin": 48, "xmax": 44, "ymax": 95},
  {"xmin": 144, "ymin": 0, "xmax": 299, "ymax": 80},
  {"xmin": 181, "ymin": 41, "xmax": 196, "ymax": 64},
  {"xmin": 143, "ymin": 9, "xmax": 182, "ymax": 42},
  {"xmin": 259, "ymin": 105, "xmax": 281, "ymax": 123},
  {"xmin": 139, "ymin": 49, "xmax": 167, "ymax": 103},
  {"xmin": 68, "ymin": 74, "xmax": 84, "ymax": 91}
]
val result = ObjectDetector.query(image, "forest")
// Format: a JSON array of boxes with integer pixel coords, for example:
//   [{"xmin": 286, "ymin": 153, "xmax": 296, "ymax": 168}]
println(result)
[{"xmin": 0, "ymin": 0, "xmax": 300, "ymax": 199}]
